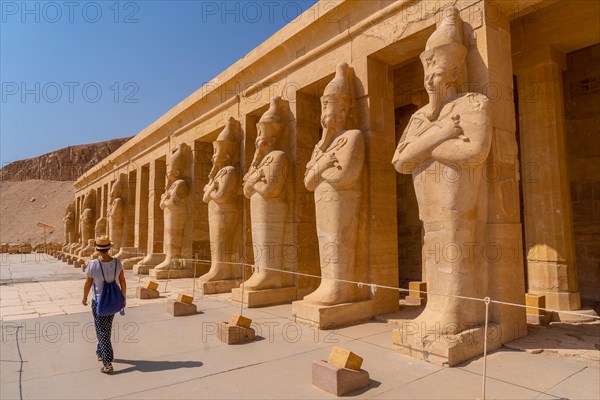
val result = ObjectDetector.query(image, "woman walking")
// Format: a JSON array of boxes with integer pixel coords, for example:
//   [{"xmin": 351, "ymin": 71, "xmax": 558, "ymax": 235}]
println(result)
[{"xmin": 82, "ymin": 236, "xmax": 126, "ymax": 373}]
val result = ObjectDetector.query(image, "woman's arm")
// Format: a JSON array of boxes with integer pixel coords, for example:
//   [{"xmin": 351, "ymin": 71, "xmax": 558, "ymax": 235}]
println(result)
[
  {"xmin": 118, "ymin": 269, "xmax": 127, "ymax": 307},
  {"xmin": 82, "ymin": 277, "xmax": 93, "ymax": 305}
]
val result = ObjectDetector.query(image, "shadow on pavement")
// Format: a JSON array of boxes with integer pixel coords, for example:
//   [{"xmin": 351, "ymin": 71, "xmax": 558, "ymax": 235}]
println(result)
[{"xmin": 112, "ymin": 358, "xmax": 203, "ymax": 374}]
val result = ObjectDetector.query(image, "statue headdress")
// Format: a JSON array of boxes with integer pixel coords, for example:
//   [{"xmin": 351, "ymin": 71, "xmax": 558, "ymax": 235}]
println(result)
[
  {"xmin": 213, "ymin": 117, "xmax": 240, "ymax": 161},
  {"xmin": 168, "ymin": 143, "xmax": 192, "ymax": 184},
  {"xmin": 257, "ymin": 96, "xmax": 287, "ymax": 144},
  {"xmin": 420, "ymin": 7, "xmax": 467, "ymax": 72},
  {"xmin": 322, "ymin": 62, "xmax": 354, "ymax": 103}
]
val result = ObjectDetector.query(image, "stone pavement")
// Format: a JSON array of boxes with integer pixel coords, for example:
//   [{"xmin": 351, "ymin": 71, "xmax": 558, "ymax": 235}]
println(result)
[
  {"xmin": 0, "ymin": 253, "xmax": 202, "ymax": 321},
  {"xmin": 1, "ymin": 254, "xmax": 599, "ymax": 399}
]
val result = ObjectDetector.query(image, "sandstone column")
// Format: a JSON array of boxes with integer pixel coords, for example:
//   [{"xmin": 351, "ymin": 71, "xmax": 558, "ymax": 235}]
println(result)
[
  {"xmin": 514, "ymin": 45, "xmax": 580, "ymax": 311},
  {"xmin": 133, "ymin": 158, "xmax": 167, "ymax": 274},
  {"xmin": 133, "ymin": 165, "xmax": 149, "ymax": 255}
]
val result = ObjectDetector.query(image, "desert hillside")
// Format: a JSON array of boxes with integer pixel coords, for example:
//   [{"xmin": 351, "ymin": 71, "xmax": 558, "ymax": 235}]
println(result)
[
  {"xmin": 0, "ymin": 180, "xmax": 75, "ymax": 245},
  {"xmin": 0, "ymin": 137, "xmax": 132, "ymax": 245},
  {"xmin": 0, "ymin": 137, "xmax": 131, "ymax": 181}
]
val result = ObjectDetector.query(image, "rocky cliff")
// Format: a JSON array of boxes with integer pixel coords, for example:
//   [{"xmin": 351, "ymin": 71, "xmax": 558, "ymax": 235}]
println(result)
[{"xmin": 0, "ymin": 137, "xmax": 132, "ymax": 182}]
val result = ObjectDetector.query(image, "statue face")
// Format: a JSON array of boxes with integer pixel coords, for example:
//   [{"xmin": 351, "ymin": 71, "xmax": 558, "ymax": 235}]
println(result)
[
  {"xmin": 110, "ymin": 181, "xmax": 122, "ymax": 199},
  {"xmin": 256, "ymin": 122, "xmax": 279, "ymax": 150},
  {"xmin": 212, "ymin": 147, "xmax": 230, "ymax": 166},
  {"xmin": 166, "ymin": 165, "xmax": 181, "ymax": 182},
  {"xmin": 320, "ymin": 97, "xmax": 348, "ymax": 131},
  {"xmin": 424, "ymin": 62, "xmax": 455, "ymax": 95}
]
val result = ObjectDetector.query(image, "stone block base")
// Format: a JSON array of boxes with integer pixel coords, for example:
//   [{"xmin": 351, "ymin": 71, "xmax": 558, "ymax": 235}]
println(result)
[
  {"xmin": 133, "ymin": 264, "xmax": 152, "ymax": 275},
  {"xmin": 552, "ymin": 307, "xmax": 599, "ymax": 323},
  {"xmin": 133, "ymin": 253, "xmax": 166, "ymax": 275},
  {"xmin": 167, "ymin": 300, "xmax": 197, "ymax": 316},
  {"xmin": 217, "ymin": 322, "xmax": 256, "ymax": 344},
  {"xmin": 122, "ymin": 257, "xmax": 144, "ymax": 270},
  {"xmin": 114, "ymin": 247, "xmax": 143, "ymax": 260},
  {"xmin": 136, "ymin": 287, "xmax": 160, "ymax": 299},
  {"xmin": 292, "ymin": 300, "xmax": 374, "ymax": 330},
  {"xmin": 392, "ymin": 323, "xmax": 502, "ymax": 366},
  {"xmin": 404, "ymin": 296, "xmax": 426, "ymax": 306},
  {"xmin": 67, "ymin": 258, "xmax": 73, "ymax": 265},
  {"xmin": 231, "ymin": 286, "xmax": 296, "ymax": 308},
  {"xmin": 526, "ymin": 314, "xmax": 551, "ymax": 325},
  {"xmin": 150, "ymin": 268, "xmax": 195, "ymax": 279},
  {"xmin": 200, "ymin": 279, "xmax": 243, "ymax": 295},
  {"xmin": 312, "ymin": 360, "xmax": 370, "ymax": 396}
]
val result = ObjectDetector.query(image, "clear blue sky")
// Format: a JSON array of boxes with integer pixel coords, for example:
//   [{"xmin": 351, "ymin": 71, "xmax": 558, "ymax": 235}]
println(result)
[{"xmin": 0, "ymin": 0, "xmax": 317, "ymax": 165}]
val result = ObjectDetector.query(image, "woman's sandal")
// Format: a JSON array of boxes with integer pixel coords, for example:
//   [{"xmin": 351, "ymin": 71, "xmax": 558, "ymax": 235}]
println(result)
[{"xmin": 100, "ymin": 364, "xmax": 114, "ymax": 374}]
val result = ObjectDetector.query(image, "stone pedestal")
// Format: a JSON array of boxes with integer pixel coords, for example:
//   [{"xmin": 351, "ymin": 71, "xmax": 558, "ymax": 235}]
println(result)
[
  {"xmin": 133, "ymin": 253, "xmax": 165, "ymax": 275},
  {"xmin": 136, "ymin": 287, "xmax": 160, "ymax": 299},
  {"xmin": 552, "ymin": 308, "xmax": 599, "ymax": 323},
  {"xmin": 200, "ymin": 279, "xmax": 243, "ymax": 295},
  {"xmin": 122, "ymin": 256, "xmax": 144, "ymax": 270},
  {"xmin": 405, "ymin": 281, "xmax": 427, "ymax": 306},
  {"xmin": 392, "ymin": 322, "xmax": 502, "ymax": 367},
  {"xmin": 231, "ymin": 286, "xmax": 296, "ymax": 308},
  {"xmin": 292, "ymin": 300, "xmax": 374, "ymax": 330},
  {"xmin": 113, "ymin": 247, "xmax": 142, "ymax": 261},
  {"xmin": 217, "ymin": 322, "xmax": 256, "ymax": 344},
  {"xmin": 312, "ymin": 360, "xmax": 370, "ymax": 396},
  {"xmin": 167, "ymin": 300, "xmax": 197, "ymax": 316},
  {"xmin": 150, "ymin": 267, "xmax": 195, "ymax": 279}
]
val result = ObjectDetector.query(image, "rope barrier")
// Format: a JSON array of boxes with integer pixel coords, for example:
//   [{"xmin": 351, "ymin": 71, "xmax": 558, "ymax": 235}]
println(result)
[{"xmin": 175, "ymin": 257, "xmax": 600, "ymax": 320}]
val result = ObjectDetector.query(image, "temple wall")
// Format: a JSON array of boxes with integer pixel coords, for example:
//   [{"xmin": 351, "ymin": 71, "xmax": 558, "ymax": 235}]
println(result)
[
  {"xmin": 564, "ymin": 44, "xmax": 600, "ymax": 302},
  {"xmin": 70, "ymin": 0, "xmax": 599, "ymax": 331}
]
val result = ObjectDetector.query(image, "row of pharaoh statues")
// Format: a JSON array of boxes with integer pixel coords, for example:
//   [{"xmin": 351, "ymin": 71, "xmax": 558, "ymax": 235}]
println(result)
[{"xmin": 57, "ymin": 8, "xmax": 493, "ymax": 335}]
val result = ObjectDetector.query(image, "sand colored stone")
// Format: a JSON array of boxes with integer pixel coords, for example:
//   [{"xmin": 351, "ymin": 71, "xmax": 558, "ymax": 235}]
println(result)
[
  {"xmin": 108, "ymin": 174, "xmax": 127, "ymax": 251},
  {"xmin": 176, "ymin": 293, "xmax": 194, "ymax": 304},
  {"xmin": 197, "ymin": 117, "xmax": 243, "ymax": 293},
  {"xmin": 327, "ymin": 347, "xmax": 363, "ymax": 371},
  {"xmin": 232, "ymin": 96, "xmax": 295, "ymax": 307},
  {"xmin": 167, "ymin": 299, "xmax": 197, "ymax": 316},
  {"xmin": 54, "ymin": 0, "xmax": 599, "ymax": 368},
  {"xmin": 217, "ymin": 322, "xmax": 256, "ymax": 345},
  {"xmin": 228, "ymin": 313, "xmax": 252, "ymax": 328},
  {"xmin": 392, "ymin": 7, "xmax": 492, "ymax": 336},
  {"xmin": 312, "ymin": 360, "xmax": 370, "ymax": 396},
  {"xmin": 136, "ymin": 286, "xmax": 160, "ymax": 299},
  {"xmin": 154, "ymin": 143, "xmax": 193, "ymax": 274}
]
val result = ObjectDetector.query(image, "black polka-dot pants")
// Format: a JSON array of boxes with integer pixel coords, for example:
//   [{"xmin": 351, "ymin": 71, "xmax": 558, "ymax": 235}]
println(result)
[{"xmin": 91, "ymin": 299, "xmax": 115, "ymax": 366}]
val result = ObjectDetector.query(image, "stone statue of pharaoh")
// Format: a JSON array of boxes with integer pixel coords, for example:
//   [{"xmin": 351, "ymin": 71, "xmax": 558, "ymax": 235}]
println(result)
[
  {"xmin": 392, "ymin": 7, "xmax": 492, "ymax": 334},
  {"xmin": 302, "ymin": 62, "xmax": 365, "ymax": 306},
  {"xmin": 242, "ymin": 96, "xmax": 293, "ymax": 290},
  {"xmin": 76, "ymin": 190, "xmax": 96, "ymax": 255},
  {"xmin": 63, "ymin": 201, "xmax": 76, "ymax": 245},
  {"xmin": 200, "ymin": 117, "xmax": 243, "ymax": 283},
  {"xmin": 95, "ymin": 217, "xmax": 108, "ymax": 238},
  {"xmin": 108, "ymin": 174, "xmax": 126, "ymax": 251},
  {"xmin": 154, "ymin": 143, "xmax": 191, "ymax": 271}
]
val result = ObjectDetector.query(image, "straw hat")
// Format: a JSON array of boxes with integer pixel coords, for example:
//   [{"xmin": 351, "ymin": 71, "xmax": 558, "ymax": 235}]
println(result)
[{"xmin": 95, "ymin": 235, "xmax": 112, "ymax": 251}]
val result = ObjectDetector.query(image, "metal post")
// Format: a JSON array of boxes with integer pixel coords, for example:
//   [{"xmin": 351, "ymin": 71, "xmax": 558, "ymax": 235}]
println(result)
[{"xmin": 482, "ymin": 296, "xmax": 491, "ymax": 400}]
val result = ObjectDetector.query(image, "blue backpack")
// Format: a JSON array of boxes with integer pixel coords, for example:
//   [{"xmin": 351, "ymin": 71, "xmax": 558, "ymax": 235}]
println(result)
[{"xmin": 95, "ymin": 260, "xmax": 125, "ymax": 316}]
